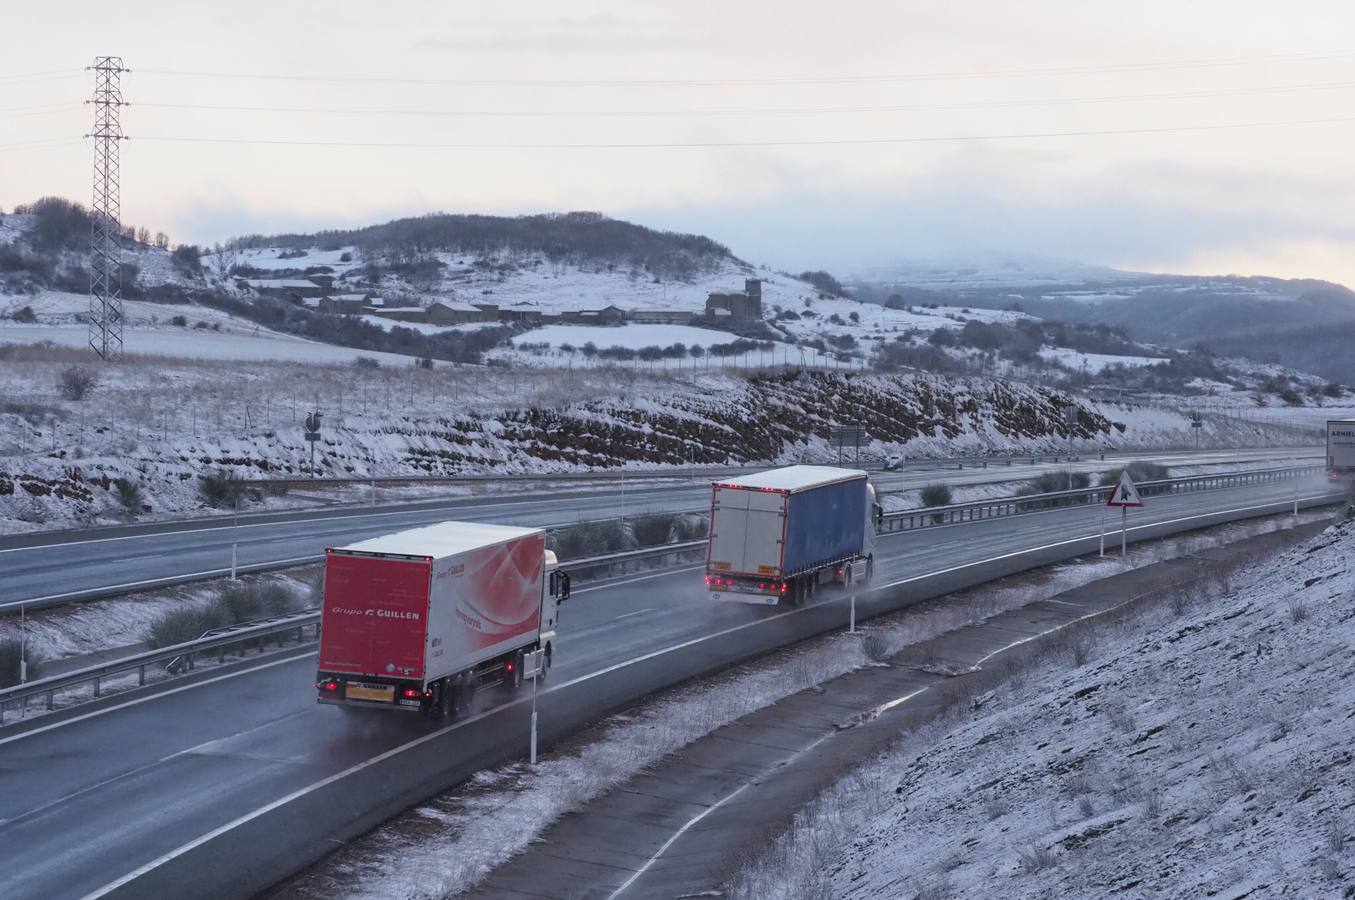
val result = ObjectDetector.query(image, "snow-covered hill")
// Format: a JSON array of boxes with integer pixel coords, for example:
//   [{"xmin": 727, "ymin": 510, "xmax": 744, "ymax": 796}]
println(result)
[{"xmin": 739, "ymin": 515, "xmax": 1355, "ymax": 898}]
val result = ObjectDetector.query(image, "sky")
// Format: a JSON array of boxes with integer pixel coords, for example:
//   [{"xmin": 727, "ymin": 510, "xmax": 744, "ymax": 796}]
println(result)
[{"xmin": 5, "ymin": 1, "xmax": 1355, "ymax": 285}]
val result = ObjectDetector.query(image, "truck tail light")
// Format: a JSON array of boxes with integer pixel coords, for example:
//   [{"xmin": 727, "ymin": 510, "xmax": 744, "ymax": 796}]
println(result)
[
  {"xmin": 318, "ymin": 679, "xmax": 339, "ymax": 692},
  {"xmin": 780, "ymin": 582, "xmax": 788, "ymax": 593},
  {"xmin": 506, "ymin": 661, "xmax": 514, "ymax": 673},
  {"xmin": 402, "ymin": 688, "xmax": 421, "ymax": 699}
]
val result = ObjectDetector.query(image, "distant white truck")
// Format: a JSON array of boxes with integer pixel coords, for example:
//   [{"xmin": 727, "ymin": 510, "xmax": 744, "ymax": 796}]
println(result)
[
  {"xmin": 1327, "ymin": 420, "xmax": 1355, "ymax": 480},
  {"xmin": 316, "ymin": 521, "xmax": 569, "ymax": 717},
  {"xmin": 705, "ymin": 465, "xmax": 881, "ymax": 605}
]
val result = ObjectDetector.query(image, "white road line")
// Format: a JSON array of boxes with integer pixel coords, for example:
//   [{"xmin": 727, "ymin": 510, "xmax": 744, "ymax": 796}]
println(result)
[
  {"xmin": 72, "ymin": 492, "xmax": 1339, "ymax": 899},
  {"xmin": 2, "ymin": 557, "xmax": 322, "ymax": 608},
  {"xmin": 0, "ymin": 492, "xmax": 707, "ymax": 554},
  {"xmin": 3, "ymin": 565, "xmax": 690, "ymax": 743},
  {"xmin": 606, "ymin": 730, "xmax": 836, "ymax": 899},
  {"xmin": 0, "ymin": 653, "xmax": 315, "ymax": 748},
  {"xmin": 614, "ymin": 607, "xmax": 656, "ymax": 621}
]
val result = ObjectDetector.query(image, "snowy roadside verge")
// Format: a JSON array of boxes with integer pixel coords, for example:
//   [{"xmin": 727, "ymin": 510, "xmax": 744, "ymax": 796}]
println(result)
[
  {"xmin": 268, "ymin": 511, "xmax": 1333, "ymax": 900},
  {"xmin": 725, "ymin": 514, "xmax": 1355, "ymax": 899}
]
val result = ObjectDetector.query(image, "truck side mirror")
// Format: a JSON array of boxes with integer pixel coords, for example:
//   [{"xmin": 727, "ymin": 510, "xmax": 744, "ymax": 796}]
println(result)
[{"xmin": 559, "ymin": 573, "xmax": 571, "ymax": 602}]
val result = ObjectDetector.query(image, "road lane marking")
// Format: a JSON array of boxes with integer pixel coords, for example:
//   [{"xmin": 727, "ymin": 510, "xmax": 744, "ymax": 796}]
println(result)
[
  {"xmin": 0, "ymin": 711, "xmax": 311, "ymax": 827},
  {"xmin": 0, "ymin": 490, "xmax": 709, "ymax": 554},
  {"xmin": 606, "ymin": 729, "xmax": 836, "ymax": 899},
  {"xmin": 1, "ymin": 565, "xmax": 693, "ymax": 742},
  {"xmin": 614, "ymin": 608, "xmax": 656, "ymax": 621},
  {"xmin": 0, "ymin": 653, "xmax": 315, "ymax": 748}
]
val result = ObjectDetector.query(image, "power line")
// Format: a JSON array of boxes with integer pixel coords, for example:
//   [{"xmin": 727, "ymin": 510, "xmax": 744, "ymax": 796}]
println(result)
[
  {"xmin": 0, "ymin": 104, "xmax": 83, "ymax": 119},
  {"xmin": 0, "ymin": 136, "xmax": 83, "ymax": 152},
  {"xmin": 130, "ymin": 79, "xmax": 1355, "ymax": 120},
  {"xmin": 135, "ymin": 48, "xmax": 1355, "ymax": 88},
  {"xmin": 0, "ymin": 71, "xmax": 84, "ymax": 86},
  {"xmin": 132, "ymin": 114, "xmax": 1355, "ymax": 151}
]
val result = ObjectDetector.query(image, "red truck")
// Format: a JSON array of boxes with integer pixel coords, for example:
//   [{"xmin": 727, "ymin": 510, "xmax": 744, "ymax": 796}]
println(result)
[{"xmin": 315, "ymin": 521, "xmax": 569, "ymax": 717}]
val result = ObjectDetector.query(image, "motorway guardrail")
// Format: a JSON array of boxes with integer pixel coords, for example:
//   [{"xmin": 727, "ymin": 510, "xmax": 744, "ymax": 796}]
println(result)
[
  {"xmin": 0, "ymin": 539, "xmax": 708, "ymax": 724},
  {"xmin": 880, "ymin": 464, "xmax": 1326, "ymax": 532},
  {"xmin": 0, "ymin": 612, "xmax": 321, "ymax": 724}
]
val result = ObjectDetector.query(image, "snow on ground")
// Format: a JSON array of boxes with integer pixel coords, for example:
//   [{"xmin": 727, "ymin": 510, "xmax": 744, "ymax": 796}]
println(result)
[
  {"xmin": 216, "ymin": 246, "xmax": 363, "ymax": 275},
  {"xmin": 0, "ymin": 289, "xmax": 433, "ymax": 365},
  {"xmin": 0, "ymin": 323, "xmax": 426, "ymax": 366},
  {"xmin": 0, "ymin": 347, "xmax": 1314, "ymax": 534},
  {"xmin": 1039, "ymin": 346, "xmax": 1168, "ymax": 374},
  {"xmin": 735, "ymin": 514, "xmax": 1355, "ymax": 899}
]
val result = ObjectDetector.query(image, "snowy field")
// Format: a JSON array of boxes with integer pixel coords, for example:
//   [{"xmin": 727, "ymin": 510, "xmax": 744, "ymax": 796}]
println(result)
[
  {"xmin": 1038, "ymin": 346, "xmax": 1168, "ymax": 373},
  {"xmin": 0, "ymin": 323, "xmax": 424, "ymax": 365},
  {"xmin": 732, "ymin": 516, "xmax": 1355, "ymax": 899}
]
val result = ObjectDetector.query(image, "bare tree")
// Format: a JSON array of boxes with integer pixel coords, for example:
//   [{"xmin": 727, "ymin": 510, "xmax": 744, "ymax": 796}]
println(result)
[
  {"xmin": 135, "ymin": 226, "xmax": 151, "ymax": 245},
  {"xmin": 211, "ymin": 241, "xmax": 240, "ymax": 282}
]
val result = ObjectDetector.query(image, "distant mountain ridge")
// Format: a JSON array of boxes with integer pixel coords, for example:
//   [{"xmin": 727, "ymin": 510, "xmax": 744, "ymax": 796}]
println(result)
[{"xmin": 852, "ymin": 258, "xmax": 1355, "ymax": 380}]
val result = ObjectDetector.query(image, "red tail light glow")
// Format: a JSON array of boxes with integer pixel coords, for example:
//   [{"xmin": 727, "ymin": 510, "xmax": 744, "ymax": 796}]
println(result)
[
  {"xmin": 506, "ymin": 662, "xmax": 514, "ymax": 672},
  {"xmin": 402, "ymin": 688, "xmax": 421, "ymax": 698},
  {"xmin": 318, "ymin": 679, "xmax": 339, "ymax": 692}
]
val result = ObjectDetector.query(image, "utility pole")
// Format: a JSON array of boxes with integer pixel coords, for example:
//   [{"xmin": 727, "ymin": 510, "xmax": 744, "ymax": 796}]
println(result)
[{"xmin": 86, "ymin": 56, "xmax": 128, "ymax": 360}]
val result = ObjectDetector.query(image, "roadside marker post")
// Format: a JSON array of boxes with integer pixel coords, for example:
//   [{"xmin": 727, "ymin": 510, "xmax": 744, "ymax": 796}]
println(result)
[
  {"xmin": 1105, "ymin": 471, "xmax": 1145, "ymax": 558},
  {"xmin": 849, "ymin": 592, "xmax": 856, "ymax": 634},
  {"xmin": 525, "ymin": 648, "xmax": 545, "ymax": 765}
]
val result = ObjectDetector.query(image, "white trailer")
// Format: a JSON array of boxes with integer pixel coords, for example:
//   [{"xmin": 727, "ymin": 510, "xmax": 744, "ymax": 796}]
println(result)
[
  {"xmin": 1328, "ymin": 420, "xmax": 1355, "ymax": 480},
  {"xmin": 316, "ymin": 521, "xmax": 570, "ymax": 716}
]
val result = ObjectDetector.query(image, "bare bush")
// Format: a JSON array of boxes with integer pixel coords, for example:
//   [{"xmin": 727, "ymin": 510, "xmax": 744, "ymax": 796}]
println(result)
[
  {"xmin": 58, "ymin": 365, "xmax": 98, "ymax": 400},
  {"xmin": 146, "ymin": 603, "xmax": 227, "ymax": 649},
  {"xmin": 630, "ymin": 512, "xmax": 676, "ymax": 547},
  {"xmin": 1063, "ymin": 772, "xmax": 1095, "ymax": 797},
  {"xmin": 1077, "ymin": 795, "xmax": 1095, "ymax": 818},
  {"xmin": 551, "ymin": 519, "xmax": 628, "ymax": 559},
  {"xmin": 920, "ymin": 484, "xmax": 952, "ymax": 524},
  {"xmin": 199, "ymin": 469, "xmax": 246, "ymax": 508},
  {"xmin": 862, "ymin": 631, "xmax": 894, "ymax": 663},
  {"xmin": 1325, "ymin": 818, "xmax": 1347, "ymax": 855},
  {"xmin": 1141, "ymin": 787, "xmax": 1164, "ymax": 819},
  {"xmin": 1017, "ymin": 844, "xmax": 1055, "ymax": 874},
  {"xmin": 1065, "ymin": 632, "xmax": 1095, "ymax": 667},
  {"xmin": 1286, "ymin": 596, "xmax": 1309, "ymax": 623},
  {"xmin": 673, "ymin": 514, "xmax": 710, "ymax": 542},
  {"xmin": 112, "ymin": 478, "xmax": 143, "ymax": 514}
]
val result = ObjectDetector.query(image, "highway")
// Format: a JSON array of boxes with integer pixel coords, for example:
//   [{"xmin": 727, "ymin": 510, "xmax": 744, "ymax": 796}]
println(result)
[
  {"xmin": 0, "ymin": 447, "xmax": 1316, "ymax": 612},
  {"xmin": 0, "ymin": 470, "xmax": 1341, "ymax": 900}
]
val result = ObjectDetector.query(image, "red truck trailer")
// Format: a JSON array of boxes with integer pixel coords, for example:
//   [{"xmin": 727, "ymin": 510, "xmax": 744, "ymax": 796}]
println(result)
[{"xmin": 316, "ymin": 521, "xmax": 569, "ymax": 717}]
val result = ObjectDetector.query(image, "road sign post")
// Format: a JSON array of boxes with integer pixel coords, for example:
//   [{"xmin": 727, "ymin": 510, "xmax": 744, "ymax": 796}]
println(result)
[
  {"xmin": 304, "ymin": 411, "xmax": 322, "ymax": 476},
  {"xmin": 1105, "ymin": 470, "xmax": 1145, "ymax": 558},
  {"xmin": 524, "ymin": 648, "xmax": 545, "ymax": 765},
  {"xmin": 829, "ymin": 426, "xmax": 868, "ymax": 465}
]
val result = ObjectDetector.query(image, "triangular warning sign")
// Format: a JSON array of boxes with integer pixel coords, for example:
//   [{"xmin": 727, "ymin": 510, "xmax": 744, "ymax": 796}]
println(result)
[{"xmin": 1106, "ymin": 471, "xmax": 1144, "ymax": 507}]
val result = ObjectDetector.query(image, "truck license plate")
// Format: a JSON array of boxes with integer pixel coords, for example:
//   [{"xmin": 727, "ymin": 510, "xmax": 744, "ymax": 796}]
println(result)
[{"xmin": 346, "ymin": 682, "xmax": 395, "ymax": 702}]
